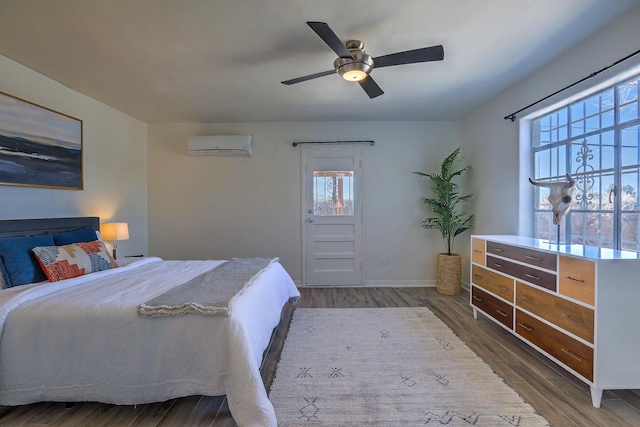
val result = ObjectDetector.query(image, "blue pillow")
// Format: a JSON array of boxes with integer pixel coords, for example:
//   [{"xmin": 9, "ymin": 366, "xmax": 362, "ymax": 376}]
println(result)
[
  {"xmin": 53, "ymin": 225, "xmax": 98, "ymax": 245},
  {"xmin": 0, "ymin": 232, "xmax": 55, "ymax": 287}
]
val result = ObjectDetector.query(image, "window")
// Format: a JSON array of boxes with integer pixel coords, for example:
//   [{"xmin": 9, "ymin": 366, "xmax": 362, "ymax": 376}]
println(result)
[
  {"xmin": 532, "ymin": 73, "xmax": 640, "ymax": 251},
  {"xmin": 312, "ymin": 171, "xmax": 354, "ymax": 216}
]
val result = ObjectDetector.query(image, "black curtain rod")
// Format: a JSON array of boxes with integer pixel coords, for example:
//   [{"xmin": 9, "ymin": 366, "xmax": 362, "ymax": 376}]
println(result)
[
  {"xmin": 504, "ymin": 47, "xmax": 640, "ymax": 122},
  {"xmin": 292, "ymin": 140, "xmax": 375, "ymax": 147}
]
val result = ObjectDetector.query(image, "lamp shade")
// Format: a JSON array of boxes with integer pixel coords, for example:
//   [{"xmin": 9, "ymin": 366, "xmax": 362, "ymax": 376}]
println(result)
[{"xmin": 101, "ymin": 223, "xmax": 129, "ymax": 241}]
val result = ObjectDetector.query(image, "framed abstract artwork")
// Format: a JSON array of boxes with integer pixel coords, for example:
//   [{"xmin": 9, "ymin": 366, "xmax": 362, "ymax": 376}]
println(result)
[{"xmin": 0, "ymin": 91, "xmax": 83, "ymax": 190}]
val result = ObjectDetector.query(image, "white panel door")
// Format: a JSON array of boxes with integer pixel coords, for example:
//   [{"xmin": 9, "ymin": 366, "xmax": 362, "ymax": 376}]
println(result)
[{"xmin": 302, "ymin": 146, "xmax": 363, "ymax": 286}]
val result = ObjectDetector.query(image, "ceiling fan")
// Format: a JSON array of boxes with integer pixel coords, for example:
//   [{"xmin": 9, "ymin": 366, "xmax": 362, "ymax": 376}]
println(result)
[{"xmin": 281, "ymin": 21, "xmax": 445, "ymax": 99}]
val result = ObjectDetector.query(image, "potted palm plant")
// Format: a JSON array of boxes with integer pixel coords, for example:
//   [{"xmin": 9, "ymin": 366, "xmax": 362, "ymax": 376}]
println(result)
[{"xmin": 413, "ymin": 147, "xmax": 474, "ymax": 295}]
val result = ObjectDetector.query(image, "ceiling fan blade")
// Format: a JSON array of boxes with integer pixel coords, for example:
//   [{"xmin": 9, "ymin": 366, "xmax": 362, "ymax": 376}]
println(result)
[
  {"xmin": 373, "ymin": 45, "xmax": 444, "ymax": 68},
  {"xmin": 359, "ymin": 76, "xmax": 384, "ymax": 99},
  {"xmin": 281, "ymin": 69, "xmax": 336, "ymax": 85},
  {"xmin": 307, "ymin": 21, "xmax": 353, "ymax": 59}
]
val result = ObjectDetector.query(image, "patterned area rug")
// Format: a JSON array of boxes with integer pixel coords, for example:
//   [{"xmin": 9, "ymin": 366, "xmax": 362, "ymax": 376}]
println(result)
[{"xmin": 269, "ymin": 307, "xmax": 550, "ymax": 426}]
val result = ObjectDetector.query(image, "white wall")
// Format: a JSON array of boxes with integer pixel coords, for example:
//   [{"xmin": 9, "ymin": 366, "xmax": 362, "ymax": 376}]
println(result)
[
  {"xmin": 9, "ymin": 2, "xmax": 634, "ymax": 284},
  {"xmin": 460, "ymin": 5, "xmax": 640, "ymax": 278},
  {"xmin": 147, "ymin": 121, "xmax": 461, "ymax": 285},
  {"xmin": 0, "ymin": 54, "xmax": 149, "ymax": 257}
]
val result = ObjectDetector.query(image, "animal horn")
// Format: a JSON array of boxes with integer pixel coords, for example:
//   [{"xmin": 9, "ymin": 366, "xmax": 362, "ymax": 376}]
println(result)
[
  {"xmin": 528, "ymin": 177, "xmax": 552, "ymax": 187},
  {"xmin": 565, "ymin": 174, "xmax": 576, "ymax": 188}
]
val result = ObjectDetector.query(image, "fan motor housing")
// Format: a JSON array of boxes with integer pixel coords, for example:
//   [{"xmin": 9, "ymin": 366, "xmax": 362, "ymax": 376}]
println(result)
[{"xmin": 334, "ymin": 40, "xmax": 373, "ymax": 81}]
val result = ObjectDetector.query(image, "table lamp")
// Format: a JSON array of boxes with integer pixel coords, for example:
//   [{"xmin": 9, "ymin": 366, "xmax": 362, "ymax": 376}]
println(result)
[{"xmin": 101, "ymin": 222, "xmax": 129, "ymax": 259}]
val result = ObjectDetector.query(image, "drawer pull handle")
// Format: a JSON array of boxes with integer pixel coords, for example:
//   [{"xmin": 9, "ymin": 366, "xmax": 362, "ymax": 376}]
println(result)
[
  {"xmin": 472, "ymin": 296, "xmax": 483, "ymax": 302},
  {"xmin": 496, "ymin": 309, "xmax": 509, "ymax": 318},
  {"xmin": 525, "ymin": 255, "xmax": 541, "ymax": 261},
  {"xmin": 499, "ymin": 285, "xmax": 508, "ymax": 291},
  {"xmin": 473, "ymin": 274, "xmax": 482, "ymax": 279},
  {"xmin": 493, "ymin": 248, "xmax": 504, "ymax": 252},
  {"xmin": 473, "ymin": 249, "xmax": 483, "ymax": 253},
  {"xmin": 520, "ymin": 294, "xmax": 533, "ymax": 301},
  {"xmin": 561, "ymin": 348, "xmax": 584, "ymax": 361},
  {"xmin": 564, "ymin": 275, "xmax": 585, "ymax": 283},
  {"xmin": 524, "ymin": 273, "xmax": 541, "ymax": 281},
  {"xmin": 562, "ymin": 314, "xmax": 584, "ymax": 324},
  {"xmin": 517, "ymin": 322, "xmax": 533, "ymax": 332},
  {"xmin": 492, "ymin": 262, "xmax": 503, "ymax": 268}
]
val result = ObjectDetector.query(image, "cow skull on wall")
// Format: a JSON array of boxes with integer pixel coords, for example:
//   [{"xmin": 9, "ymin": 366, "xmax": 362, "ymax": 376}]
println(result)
[{"xmin": 529, "ymin": 174, "xmax": 577, "ymax": 225}]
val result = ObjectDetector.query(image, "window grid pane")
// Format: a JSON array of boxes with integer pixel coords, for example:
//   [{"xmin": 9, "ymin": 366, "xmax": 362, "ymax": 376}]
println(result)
[
  {"xmin": 622, "ymin": 213, "xmax": 640, "ymax": 251},
  {"xmin": 619, "ymin": 79, "xmax": 639, "ymax": 124}
]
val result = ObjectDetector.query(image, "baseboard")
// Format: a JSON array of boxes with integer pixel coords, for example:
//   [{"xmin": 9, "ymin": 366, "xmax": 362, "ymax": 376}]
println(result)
[
  {"xmin": 295, "ymin": 280, "xmax": 471, "ymax": 289},
  {"xmin": 365, "ymin": 280, "xmax": 434, "ymax": 288},
  {"xmin": 366, "ymin": 279, "xmax": 472, "ymax": 289}
]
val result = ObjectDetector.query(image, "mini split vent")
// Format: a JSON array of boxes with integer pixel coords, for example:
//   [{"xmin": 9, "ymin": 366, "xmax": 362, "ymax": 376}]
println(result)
[{"xmin": 187, "ymin": 135, "xmax": 253, "ymax": 156}]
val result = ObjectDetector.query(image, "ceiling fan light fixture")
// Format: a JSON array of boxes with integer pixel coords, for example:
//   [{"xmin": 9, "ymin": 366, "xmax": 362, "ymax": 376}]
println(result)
[{"xmin": 338, "ymin": 63, "xmax": 370, "ymax": 81}]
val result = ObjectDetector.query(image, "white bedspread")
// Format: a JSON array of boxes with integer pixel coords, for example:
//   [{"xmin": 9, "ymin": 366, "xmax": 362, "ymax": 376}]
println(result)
[{"xmin": 0, "ymin": 257, "xmax": 299, "ymax": 427}]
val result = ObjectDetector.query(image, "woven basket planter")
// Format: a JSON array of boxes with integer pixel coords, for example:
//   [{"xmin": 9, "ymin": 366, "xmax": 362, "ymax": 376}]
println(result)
[{"xmin": 436, "ymin": 253, "xmax": 462, "ymax": 295}]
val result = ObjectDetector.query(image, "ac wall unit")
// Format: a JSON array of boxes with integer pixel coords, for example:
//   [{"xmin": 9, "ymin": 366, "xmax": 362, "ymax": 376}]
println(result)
[{"xmin": 187, "ymin": 135, "xmax": 253, "ymax": 156}]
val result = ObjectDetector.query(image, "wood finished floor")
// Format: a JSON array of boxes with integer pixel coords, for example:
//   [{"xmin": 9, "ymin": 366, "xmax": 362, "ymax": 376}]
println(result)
[{"xmin": 1, "ymin": 287, "xmax": 639, "ymax": 426}]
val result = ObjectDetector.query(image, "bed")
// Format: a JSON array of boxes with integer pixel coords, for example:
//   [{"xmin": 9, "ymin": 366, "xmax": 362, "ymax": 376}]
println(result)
[{"xmin": 0, "ymin": 217, "xmax": 299, "ymax": 427}]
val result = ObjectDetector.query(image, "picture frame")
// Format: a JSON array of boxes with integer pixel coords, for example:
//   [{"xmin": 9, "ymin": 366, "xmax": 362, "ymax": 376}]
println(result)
[{"xmin": 0, "ymin": 91, "xmax": 83, "ymax": 190}]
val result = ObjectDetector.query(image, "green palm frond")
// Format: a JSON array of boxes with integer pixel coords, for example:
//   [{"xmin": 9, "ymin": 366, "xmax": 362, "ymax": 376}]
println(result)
[{"xmin": 413, "ymin": 148, "xmax": 475, "ymax": 255}]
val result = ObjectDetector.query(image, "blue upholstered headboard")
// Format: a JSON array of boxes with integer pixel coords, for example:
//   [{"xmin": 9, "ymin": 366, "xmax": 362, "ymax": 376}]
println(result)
[{"xmin": 0, "ymin": 217, "xmax": 100, "ymax": 238}]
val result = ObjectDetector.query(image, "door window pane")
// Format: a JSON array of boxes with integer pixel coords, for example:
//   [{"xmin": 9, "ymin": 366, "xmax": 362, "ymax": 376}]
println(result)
[{"xmin": 313, "ymin": 171, "xmax": 354, "ymax": 216}]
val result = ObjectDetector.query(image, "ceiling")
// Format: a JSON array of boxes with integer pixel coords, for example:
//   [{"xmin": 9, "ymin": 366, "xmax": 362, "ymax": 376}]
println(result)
[{"xmin": 0, "ymin": 0, "xmax": 637, "ymax": 124}]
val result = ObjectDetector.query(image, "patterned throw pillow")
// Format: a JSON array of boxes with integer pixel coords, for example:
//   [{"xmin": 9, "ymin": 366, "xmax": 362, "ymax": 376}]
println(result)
[{"xmin": 32, "ymin": 240, "xmax": 117, "ymax": 282}]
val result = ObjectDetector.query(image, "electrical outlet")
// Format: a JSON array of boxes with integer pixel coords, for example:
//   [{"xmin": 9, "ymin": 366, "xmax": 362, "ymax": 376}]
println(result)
[{"xmin": 381, "ymin": 256, "xmax": 388, "ymax": 266}]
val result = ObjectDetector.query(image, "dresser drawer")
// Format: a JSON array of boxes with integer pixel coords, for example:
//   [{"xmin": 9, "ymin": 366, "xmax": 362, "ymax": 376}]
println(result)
[
  {"xmin": 472, "ymin": 238, "xmax": 486, "ymax": 265},
  {"xmin": 516, "ymin": 282, "xmax": 594, "ymax": 343},
  {"xmin": 471, "ymin": 286, "xmax": 513, "ymax": 328},
  {"xmin": 486, "ymin": 241, "xmax": 557, "ymax": 271},
  {"xmin": 487, "ymin": 255, "xmax": 557, "ymax": 292},
  {"xmin": 559, "ymin": 256, "xmax": 595, "ymax": 306},
  {"xmin": 472, "ymin": 265, "xmax": 514, "ymax": 302},
  {"xmin": 516, "ymin": 310, "xmax": 593, "ymax": 381}
]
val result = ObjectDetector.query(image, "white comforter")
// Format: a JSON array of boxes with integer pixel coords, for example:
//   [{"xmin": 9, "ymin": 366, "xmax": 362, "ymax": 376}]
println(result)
[{"xmin": 0, "ymin": 257, "xmax": 299, "ymax": 427}]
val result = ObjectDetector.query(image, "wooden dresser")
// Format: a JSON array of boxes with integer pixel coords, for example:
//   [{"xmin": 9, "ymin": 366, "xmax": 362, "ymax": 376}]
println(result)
[{"xmin": 470, "ymin": 235, "xmax": 640, "ymax": 407}]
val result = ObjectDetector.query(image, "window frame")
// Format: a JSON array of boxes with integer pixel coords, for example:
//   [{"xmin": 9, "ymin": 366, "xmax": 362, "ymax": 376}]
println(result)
[{"xmin": 527, "ymin": 72, "xmax": 640, "ymax": 250}]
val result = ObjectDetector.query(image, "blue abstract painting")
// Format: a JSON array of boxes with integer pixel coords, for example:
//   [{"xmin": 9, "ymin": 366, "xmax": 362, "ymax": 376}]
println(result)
[{"xmin": 0, "ymin": 92, "xmax": 82, "ymax": 190}]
